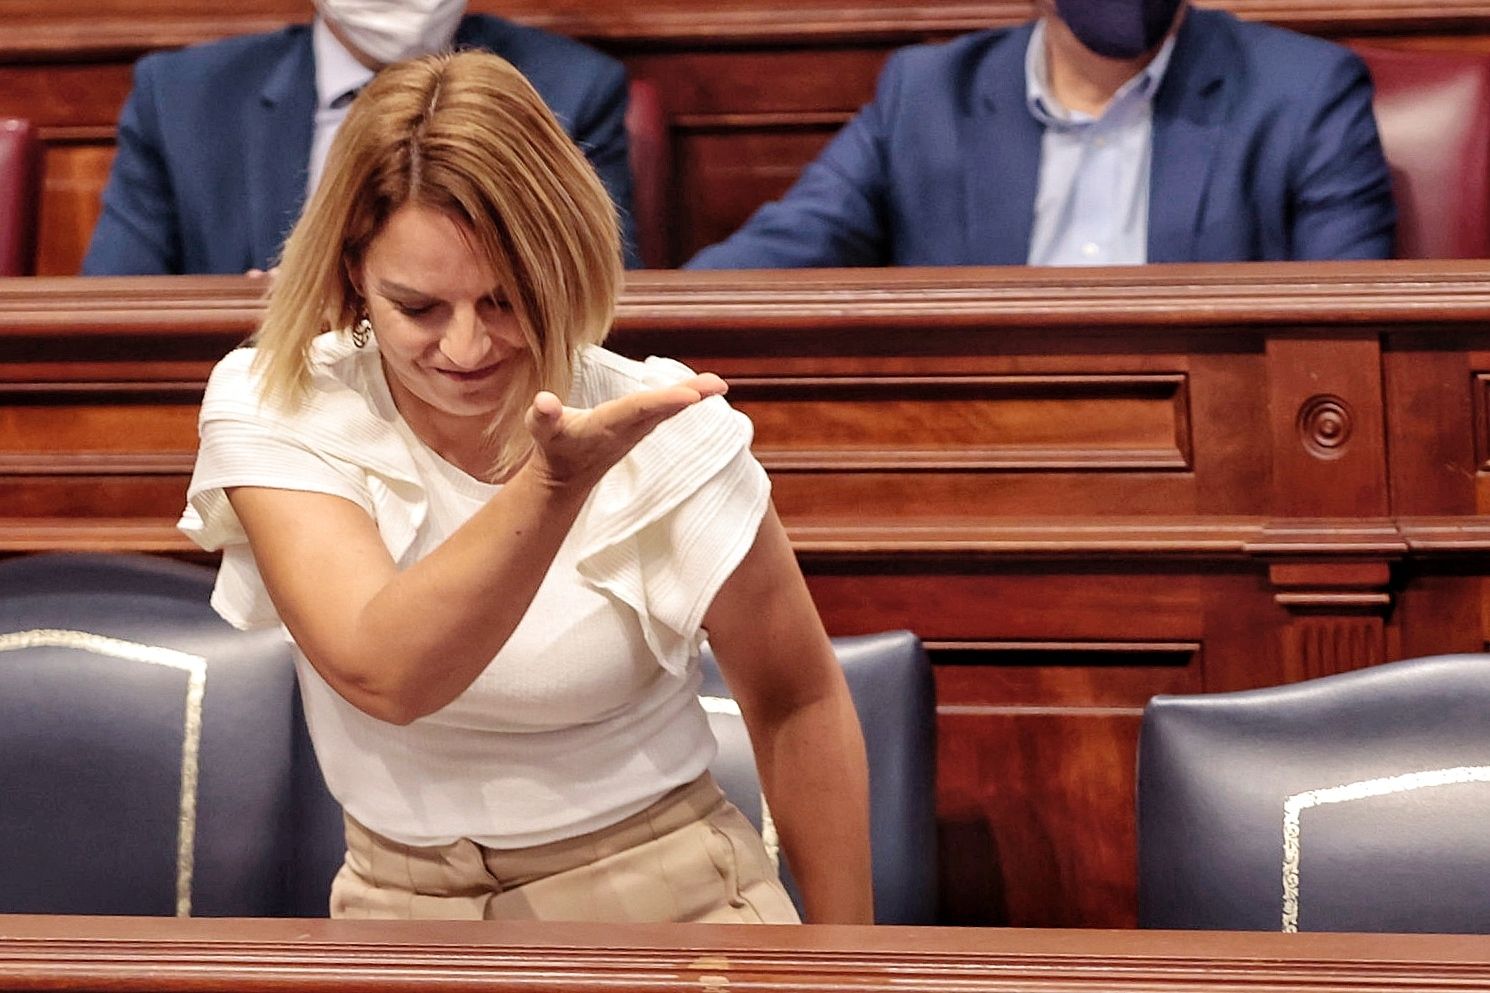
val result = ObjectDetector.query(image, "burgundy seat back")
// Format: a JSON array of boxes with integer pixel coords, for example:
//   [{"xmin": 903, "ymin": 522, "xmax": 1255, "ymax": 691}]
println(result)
[
  {"xmin": 0, "ymin": 118, "xmax": 42, "ymax": 276},
  {"xmin": 1352, "ymin": 45, "xmax": 1490, "ymax": 259},
  {"xmin": 624, "ymin": 78, "xmax": 671, "ymax": 268}
]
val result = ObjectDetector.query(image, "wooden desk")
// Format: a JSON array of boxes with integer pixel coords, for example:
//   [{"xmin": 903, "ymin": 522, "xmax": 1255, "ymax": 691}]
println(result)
[
  {"xmin": 2, "ymin": 261, "xmax": 1489, "ymax": 928},
  {"xmin": 3, "ymin": 914, "xmax": 1489, "ymax": 992}
]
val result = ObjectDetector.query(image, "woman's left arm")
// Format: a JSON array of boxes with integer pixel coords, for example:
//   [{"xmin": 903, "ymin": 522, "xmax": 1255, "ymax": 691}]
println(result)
[{"xmin": 703, "ymin": 502, "xmax": 873, "ymax": 924}]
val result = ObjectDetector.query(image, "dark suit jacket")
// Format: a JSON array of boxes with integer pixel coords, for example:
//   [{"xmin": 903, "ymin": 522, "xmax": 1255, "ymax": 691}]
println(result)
[
  {"xmin": 83, "ymin": 16, "xmax": 634, "ymax": 274},
  {"xmin": 688, "ymin": 8, "xmax": 1396, "ymax": 268}
]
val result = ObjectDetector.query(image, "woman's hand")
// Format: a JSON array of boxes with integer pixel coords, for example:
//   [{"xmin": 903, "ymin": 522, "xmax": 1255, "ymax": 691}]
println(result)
[{"xmin": 524, "ymin": 373, "xmax": 727, "ymax": 489}]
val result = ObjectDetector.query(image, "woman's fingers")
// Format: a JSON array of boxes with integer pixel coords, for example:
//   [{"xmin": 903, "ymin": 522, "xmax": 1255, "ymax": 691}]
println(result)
[
  {"xmin": 523, "ymin": 390, "xmax": 565, "ymax": 441},
  {"xmin": 525, "ymin": 373, "xmax": 730, "ymax": 486},
  {"xmin": 685, "ymin": 372, "xmax": 728, "ymax": 398}
]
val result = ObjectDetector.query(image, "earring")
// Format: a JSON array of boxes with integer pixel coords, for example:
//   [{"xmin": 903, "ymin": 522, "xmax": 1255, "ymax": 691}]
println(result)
[{"xmin": 351, "ymin": 314, "xmax": 372, "ymax": 349}]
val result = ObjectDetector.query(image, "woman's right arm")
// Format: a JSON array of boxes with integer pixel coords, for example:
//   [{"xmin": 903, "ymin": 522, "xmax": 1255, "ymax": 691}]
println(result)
[{"xmin": 227, "ymin": 375, "xmax": 722, "ymax": 725}]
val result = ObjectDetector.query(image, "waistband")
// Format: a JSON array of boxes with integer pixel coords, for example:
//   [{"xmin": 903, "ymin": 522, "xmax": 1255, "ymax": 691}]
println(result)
[{"xmin": 343, "ymin": 772, "xmax": 728, "ymax": 889}]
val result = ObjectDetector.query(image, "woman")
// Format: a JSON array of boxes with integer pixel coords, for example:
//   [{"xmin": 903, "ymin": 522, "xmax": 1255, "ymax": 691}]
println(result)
[{"xmin": 178, "ymin": 50, "xmax": 872, "ymax": 924}]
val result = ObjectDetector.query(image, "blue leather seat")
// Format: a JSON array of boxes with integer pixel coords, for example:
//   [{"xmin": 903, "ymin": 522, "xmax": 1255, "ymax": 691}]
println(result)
[
  {"xmin": 1138, "ymin": 654, "xmax": 1490, "ymax": 933},
  {"xmin": 698, "ymin": 629, "xmax": 939, "ymax": 924},
  {"xmin": 0, "ymin": 553, "xmax": 343, "ymax": 917}
]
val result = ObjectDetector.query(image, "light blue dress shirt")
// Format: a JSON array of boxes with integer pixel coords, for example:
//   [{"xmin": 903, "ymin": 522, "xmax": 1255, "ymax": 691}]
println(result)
[
  {"xmin": 1024, "ymin": 20, "xmax": 1176, "ymax": 266},
  {"xmin": 308, "ymin": 19, "xmax": 376, "ymax": 196}
]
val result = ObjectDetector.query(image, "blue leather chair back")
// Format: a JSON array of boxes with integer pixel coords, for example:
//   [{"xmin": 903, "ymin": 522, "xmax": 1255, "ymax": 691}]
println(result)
[
  {"xmin": 0, "ymin": 553, "xmax": 343, "ymax": 917},
  {"xmin": 1138, "ymin": 654, "xmax": 1490, "ymax": 933},
  {"xmin": 698, "ymin": 629, "xmax": 938, "ymax": 924}
]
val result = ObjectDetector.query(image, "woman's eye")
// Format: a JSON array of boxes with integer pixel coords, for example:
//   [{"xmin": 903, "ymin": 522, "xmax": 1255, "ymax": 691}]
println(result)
[{"xmin": 395, "ymin": 302, "xmax": 433, "ymax": 317}]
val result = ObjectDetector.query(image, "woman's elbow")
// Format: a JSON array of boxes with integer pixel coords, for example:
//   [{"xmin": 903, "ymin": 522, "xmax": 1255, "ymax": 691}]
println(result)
[{"xmin": 312, "ymin": 655, "xmax": 430, "ymax": 726}]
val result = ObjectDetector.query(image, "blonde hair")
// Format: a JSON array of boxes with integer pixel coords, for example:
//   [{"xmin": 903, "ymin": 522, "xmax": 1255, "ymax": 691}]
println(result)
[{"xmin": 253, "ymin": 49, "xmax": 623, "ymax": 474}]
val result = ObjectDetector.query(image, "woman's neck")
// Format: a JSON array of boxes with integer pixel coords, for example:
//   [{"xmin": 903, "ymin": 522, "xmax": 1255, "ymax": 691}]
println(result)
[{"xmin": 383, "ymin": 371, "xmax": 508, "ymax": 482}]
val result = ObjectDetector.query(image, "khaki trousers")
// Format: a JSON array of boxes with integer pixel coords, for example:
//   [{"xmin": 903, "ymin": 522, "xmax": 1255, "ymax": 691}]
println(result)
[{"xmin": 330, "ymin": 773, "xmax": 801, "ymax": 923}]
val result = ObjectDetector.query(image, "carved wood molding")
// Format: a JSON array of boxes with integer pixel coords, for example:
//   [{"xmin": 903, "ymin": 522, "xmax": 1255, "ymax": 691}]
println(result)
[
  {"xmin": 5, "ymin": 265, "xmax": 1490, "ymax": 341},
  {"xmin": 8, "ymin": 515, "xmax": 1489, "ymax": 558},
  {"xmin": 1269, "ymin": 560, "xmax": 1395, "ymax": 611},
  {"xmin": 737, "ymin": 373, "xmax": 1191, "ymax": 472},
  {"xmin": 4, "ymin": 0, "xmax": 1489, "ymax": 59},
  {"xmin": 0, "ymin": 276, "xmax": 261, "ymax": 338},
  {"xmin": 1, "ymin": 915, "xmax": 1489, "ymax": 992},
  {"xmin": 0, "ymin": 518, "xmax": 194, "ymax": 553},
  {"xmin": 614, "ymin": 262, "xmax": 1490, "ymax": 331}
]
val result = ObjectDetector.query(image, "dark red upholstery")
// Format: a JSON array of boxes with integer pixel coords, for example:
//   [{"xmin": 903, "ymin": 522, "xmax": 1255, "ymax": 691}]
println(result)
[
  {"xmin": 0, "ymin": 118, "xmax": 42, "ymax": 276},
  {"xmin": 624, "ymin": 78, "xmax": 672, "ymax": 269},
  {"xmin": 1352, "ymin": 44, "xmax": 1490, "ymax": 259}
]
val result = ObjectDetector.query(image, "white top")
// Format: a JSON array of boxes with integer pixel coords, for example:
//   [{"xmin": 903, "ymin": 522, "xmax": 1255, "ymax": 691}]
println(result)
[{"xmin": 179, "ymin": 334, "xmax": 770, "ymax": 847}]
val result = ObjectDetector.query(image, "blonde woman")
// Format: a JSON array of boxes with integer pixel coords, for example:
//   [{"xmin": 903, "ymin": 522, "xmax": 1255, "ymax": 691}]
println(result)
[{"xmin": 178, "ymin": 50, "xmax": 871, "ymax": 925}]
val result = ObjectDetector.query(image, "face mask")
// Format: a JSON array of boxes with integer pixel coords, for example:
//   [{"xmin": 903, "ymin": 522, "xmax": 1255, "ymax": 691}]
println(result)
[
  {"xmin": 315, "ymin": 0, "xmax": 467, "ymax": 66},
  {"xmin": 1053, "ymin": 0, "xmax": 1183, "ymax": 60}
]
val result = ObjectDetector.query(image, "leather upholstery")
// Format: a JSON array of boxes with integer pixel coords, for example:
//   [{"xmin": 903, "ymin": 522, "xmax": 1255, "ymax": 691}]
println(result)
[
  {"xmin": 0, "ymin": 118, "xmax": 42, "ymax": 276},
  {"xmin": 0, "ymin": 553, "xmax": 342, "ymax": 917},
  {"xmin": 1138, "ymin": 654, "xmax": 1490, "ymax": 932},
  {"xmin": 624, "ymin": 78, "xmax": 671, "ymax": 269},
  {"xmin": 698, "ymin": 630, "xmax": 939, "ymax": 924},
  {"xmin": 0, "ymin": 554, "xmax": 936, "ymax": 922},
  {"xmin": 1352, "ymin": 44, "xmax": 1490, "ymax": 259}
]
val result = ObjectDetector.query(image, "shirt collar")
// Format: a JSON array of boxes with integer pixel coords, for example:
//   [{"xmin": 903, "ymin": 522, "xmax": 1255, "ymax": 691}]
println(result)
[
  {"xmin": 1024, "ymin": 18, "xmax": 1177, "ymax": 129},
  {"xmin": 313, "ymin": 17, "xmax": 377, "ymax": 112}
]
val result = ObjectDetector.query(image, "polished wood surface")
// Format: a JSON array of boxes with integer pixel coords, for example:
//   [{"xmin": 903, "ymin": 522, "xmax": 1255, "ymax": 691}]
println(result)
[
  {"xmin": 5, "ymin": 1, "xmax": 1490, "ymax": 272},
  {"xmin": 3, "ymin": 914, "xmax": 1490, "ymax": 991},
  {"xmin": 3, "ymin": 261, "xmax": 1490, "ymax": 927}
]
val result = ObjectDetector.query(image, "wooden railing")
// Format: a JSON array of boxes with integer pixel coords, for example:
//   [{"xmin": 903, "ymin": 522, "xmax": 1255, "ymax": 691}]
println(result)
[
  {"xmin": 3, "ymin": 915, "xmax": 1490, "ymax": 992},
  {"xmin": 3, "ymin": 261, "xmax": 1489, "ymax": 927}
]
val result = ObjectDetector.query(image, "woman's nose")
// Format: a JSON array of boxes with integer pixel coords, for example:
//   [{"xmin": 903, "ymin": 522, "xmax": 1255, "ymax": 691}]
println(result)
[{"xmin": 438, "ymin": 310, "xmax": 493, "ymax": 369}]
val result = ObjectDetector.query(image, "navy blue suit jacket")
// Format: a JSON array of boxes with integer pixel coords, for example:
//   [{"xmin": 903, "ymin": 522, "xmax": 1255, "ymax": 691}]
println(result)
[
  {"xmin": 83, "ymin": 16, "xmax": 634, "ymax": 274},
  {"xmin": 689, "ymin": 9, "xmax": 1395, "ymax": 268}
]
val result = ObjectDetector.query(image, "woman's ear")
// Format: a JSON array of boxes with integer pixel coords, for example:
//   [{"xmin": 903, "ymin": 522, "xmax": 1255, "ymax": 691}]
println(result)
[{"xmin": 344, "ymin": 256, "xmax": 366, "ymax": 312}]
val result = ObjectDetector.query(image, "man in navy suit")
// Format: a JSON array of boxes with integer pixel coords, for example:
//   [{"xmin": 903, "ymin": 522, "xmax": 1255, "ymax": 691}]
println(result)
[
  {"xmin": 689, "ymin": 0, "xmax": 1395, "ymax": 268},
  {"xmin": 83, "ymin": 0, "xmax": 634, "ymax": 275}
]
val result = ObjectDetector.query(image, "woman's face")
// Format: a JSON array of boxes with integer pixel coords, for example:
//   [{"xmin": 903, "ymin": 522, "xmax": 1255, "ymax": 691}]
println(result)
[{"xmin": 355, "ymin": 203, "xmax": 526, "ymax": 435}]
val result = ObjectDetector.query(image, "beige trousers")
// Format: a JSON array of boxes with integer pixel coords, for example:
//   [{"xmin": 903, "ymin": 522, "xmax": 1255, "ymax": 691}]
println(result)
[{"xmin": 330, "ymin": 773, "xmax": 801, "ymax": 923}]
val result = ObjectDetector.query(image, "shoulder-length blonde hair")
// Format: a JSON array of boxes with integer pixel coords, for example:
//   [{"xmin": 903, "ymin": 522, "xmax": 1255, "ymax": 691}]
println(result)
[{"xmin": 254, "ymin": 49, "xmax": 622, "ymax": 474}]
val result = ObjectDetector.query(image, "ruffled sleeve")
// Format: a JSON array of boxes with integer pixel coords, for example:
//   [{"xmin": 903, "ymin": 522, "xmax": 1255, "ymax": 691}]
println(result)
[
  {"xmin": 177, "ymin": 337, "xmax": 429, "ymax": 629},
  {"xmin": 569, "ymin": 347, "xmax": 770, "ymax": 676}
]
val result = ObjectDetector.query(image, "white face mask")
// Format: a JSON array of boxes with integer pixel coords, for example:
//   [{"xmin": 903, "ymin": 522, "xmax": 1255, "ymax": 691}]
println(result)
[{"xmin": 315, "ymin": 0, "xmax": 467, "ymax": 66}]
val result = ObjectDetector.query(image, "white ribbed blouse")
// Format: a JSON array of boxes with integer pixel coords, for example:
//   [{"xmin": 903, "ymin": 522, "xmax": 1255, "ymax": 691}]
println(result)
[{"xmin": 178, "ymin": 334, "xmax": 770, "ymax": 847}]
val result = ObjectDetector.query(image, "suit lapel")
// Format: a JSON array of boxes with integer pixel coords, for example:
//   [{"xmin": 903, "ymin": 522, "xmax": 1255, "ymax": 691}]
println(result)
[
  {"xmin": 1147, "ymin": 11, "xmax": 1229, "ymax": 263},
  {"xmin": 963, "ymin": 23, "xmax": 1043, "ymax": 265},
  {"xmin": 246, "ymin": 31, "xmax": 316, "ymax": 269}
]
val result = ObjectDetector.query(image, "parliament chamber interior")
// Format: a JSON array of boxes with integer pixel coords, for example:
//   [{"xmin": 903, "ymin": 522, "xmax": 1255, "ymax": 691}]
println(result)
[{"xmin": 4, "ymin": 0, "xmax": 1490, "ymax": 989}]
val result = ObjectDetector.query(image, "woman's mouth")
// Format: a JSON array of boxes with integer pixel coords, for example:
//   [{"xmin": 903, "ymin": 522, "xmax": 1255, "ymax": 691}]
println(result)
[{"xmin": 433, "ymin": 364, "xmax": 501, "ymax": 383}]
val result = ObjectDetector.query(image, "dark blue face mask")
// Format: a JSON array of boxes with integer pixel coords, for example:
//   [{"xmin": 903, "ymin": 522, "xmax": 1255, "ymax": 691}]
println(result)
[{"xmin": 1053, "ymin": 0, "xmax": 1184, "ymax": 59}]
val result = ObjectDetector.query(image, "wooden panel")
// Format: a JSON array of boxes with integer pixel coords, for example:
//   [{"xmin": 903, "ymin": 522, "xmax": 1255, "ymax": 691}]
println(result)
[
  {"xmin": 1266, "ymin": 335, "xmax": 1390, "ymax": 519},
  {"xmin": 2, "ymin": 263, "xmax": 1490, "ymax": 927},
  {"xmin": 933, "ymin": 634, "xmax": 1200, "ymax": 927},
  {"xmin": 0, "ymin": 386, "xmax": 199, "ymax": 459},
  {"xmin": 735, "ymin": 374, "xmax": 1191, "ymax": 471},
  {"xmin": 36, "ymin": 142, "xmax": 115, "ymax": 277},
  {"xmin": 1383, "ymin": 331, "xmax": 1485, "ymax": 516},
  {"xmin": 673, "ymin": 124, "xmax": 845, "ymax": 260}
]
